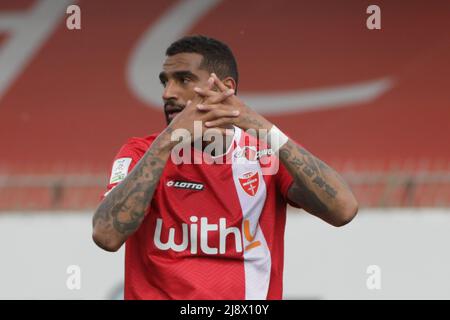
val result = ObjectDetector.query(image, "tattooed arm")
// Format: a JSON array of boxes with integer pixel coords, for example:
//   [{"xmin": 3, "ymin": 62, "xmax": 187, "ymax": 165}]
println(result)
[
  {"xmin": 92, "ymin": 129, "xmax": 175, "ymax": 252},
  {"xmin": 192, "ymin": 77, "xmax": 358, "ymax": 225},
  {"xmin": 192, "ymin": 74, "xmax": 358, "ymax": 226},
  {"xmin": 279, "ymin": 140, "xmax": 358, "ymax": 227}
]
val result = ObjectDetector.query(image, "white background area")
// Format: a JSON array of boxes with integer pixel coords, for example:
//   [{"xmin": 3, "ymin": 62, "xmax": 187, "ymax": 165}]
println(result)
[{"xmin": 1, "ymin": 208, "xmax": 449, "ymax": 299}]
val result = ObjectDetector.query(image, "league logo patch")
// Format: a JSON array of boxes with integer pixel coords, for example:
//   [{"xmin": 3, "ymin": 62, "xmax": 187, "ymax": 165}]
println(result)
[
  {"xmin": 109, "ymin": 158, "xmax": 132, "ymax": 184},
  {"xmin": 238, "ymin": 171, "xmax": 259, "ymax": 196}
]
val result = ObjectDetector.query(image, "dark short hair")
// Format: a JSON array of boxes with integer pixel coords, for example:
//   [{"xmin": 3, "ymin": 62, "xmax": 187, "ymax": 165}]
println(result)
[{"xmin": 166, "ymin": 35, "xmax": 239, "ymax": 90}]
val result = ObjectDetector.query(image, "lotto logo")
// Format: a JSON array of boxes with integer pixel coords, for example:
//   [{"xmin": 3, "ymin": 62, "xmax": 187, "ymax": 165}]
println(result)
[{"xmin": 166, "ymin": 180, "xmax": 204, "ymax": 190}]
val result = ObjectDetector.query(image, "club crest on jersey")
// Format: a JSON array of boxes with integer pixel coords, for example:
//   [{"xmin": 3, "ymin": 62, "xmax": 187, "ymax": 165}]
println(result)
[{"xmin": 238, "ymin": 171, "xmax": 259, "ymax": 196}]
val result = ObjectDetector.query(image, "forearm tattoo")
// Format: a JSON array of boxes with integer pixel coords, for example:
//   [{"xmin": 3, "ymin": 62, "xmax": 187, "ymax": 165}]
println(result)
[
  {"xmin": 93, "ymin": 138, "xmax": 170, "ymax": 237},
  {"xmin": 279, "ymin": 140, "xmax": 339, "ymax": 212}
]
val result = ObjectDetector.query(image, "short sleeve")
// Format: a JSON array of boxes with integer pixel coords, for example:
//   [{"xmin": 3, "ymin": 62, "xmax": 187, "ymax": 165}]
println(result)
[{"xmin": 100, "ymin": 136, "xmax": 156, "ymax": 201}]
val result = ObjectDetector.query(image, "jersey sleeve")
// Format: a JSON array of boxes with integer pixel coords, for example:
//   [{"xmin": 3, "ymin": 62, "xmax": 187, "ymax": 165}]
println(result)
[
  {"xmin": 100, "ymin": 136, "xmax": 155, "ymax": 201},
  {"xmin": 276, "ymin": 161, "xmax": 302, "ymax": 209}
]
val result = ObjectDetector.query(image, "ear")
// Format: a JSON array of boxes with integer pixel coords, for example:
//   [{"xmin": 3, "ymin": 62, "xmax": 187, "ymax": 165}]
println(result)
[{"xmin": 222, "ymin": 77, "xmax": 237, "ymax": 92}]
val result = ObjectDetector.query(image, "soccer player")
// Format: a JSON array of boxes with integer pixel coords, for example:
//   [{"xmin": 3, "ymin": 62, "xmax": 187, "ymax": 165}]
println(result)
[{"xmin": 92, "ymin": 35, "xmax": 358, "ymax": 300}]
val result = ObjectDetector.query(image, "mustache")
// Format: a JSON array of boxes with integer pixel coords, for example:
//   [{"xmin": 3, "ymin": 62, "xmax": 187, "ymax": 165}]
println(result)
[{"xmin": 164, "ymin": 100, "xmax": 185, "ymax": 111}]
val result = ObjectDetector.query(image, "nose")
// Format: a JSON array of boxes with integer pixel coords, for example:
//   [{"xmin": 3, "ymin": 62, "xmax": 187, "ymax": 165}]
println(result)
[{"xmin": 162, "ymin": 80, "xmax": 179, "ymax": 101}]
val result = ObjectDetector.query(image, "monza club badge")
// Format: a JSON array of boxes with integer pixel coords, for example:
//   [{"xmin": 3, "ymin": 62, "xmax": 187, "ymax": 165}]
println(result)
[{"xmin": 238, "ymin": 171, "xmax": 259, "ymax": 196}]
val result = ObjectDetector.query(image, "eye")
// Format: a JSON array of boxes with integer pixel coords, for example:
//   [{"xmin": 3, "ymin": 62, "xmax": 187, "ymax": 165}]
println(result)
[
  {"xmin": 160, "ymin": 79, "xmax": 167, "ymax": 88},
  {"xmin": 182, "ymin": 77, "xmax": 191, "ymax": 85}
]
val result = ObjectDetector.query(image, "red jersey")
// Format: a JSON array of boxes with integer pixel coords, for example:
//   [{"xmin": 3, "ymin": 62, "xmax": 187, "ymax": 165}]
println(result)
[{"xmin": 102, "ymin": 127, "xmax": 300, "ymax": 300}]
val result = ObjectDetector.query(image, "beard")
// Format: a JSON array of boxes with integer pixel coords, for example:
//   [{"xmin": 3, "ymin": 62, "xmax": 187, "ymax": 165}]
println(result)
[{"xmin": 164, "ymin": 100, "xmax": 185, "ymax": 125}]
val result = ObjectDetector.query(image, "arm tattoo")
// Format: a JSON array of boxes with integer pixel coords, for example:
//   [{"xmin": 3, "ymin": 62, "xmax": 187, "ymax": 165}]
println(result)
[
  {"xmin": 242, "ymin": 115, "xmax": 264, "ymax": 128},
  {"xmin": 279, "ymin": 140, "xmax": 339, "ymax": 213},
  {"xmin": 93, "ymin": 136, "xmax": 171, "ymax": 240},
  {"xmin": 109, "ymin": 158, "xmax": 164, "ymax": 234}
]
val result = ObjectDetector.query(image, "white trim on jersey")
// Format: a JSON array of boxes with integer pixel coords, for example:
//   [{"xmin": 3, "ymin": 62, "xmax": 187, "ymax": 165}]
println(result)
[{"xmin": 231, "ymin": 126, "xmax": 272, "ymax": 300}]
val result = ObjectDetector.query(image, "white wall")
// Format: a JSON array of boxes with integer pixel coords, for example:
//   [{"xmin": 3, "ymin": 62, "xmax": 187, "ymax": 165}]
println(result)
[
  {"xmin": 1, "ymin": 208, "xmax": 449, "ymax": 299},
  {"xmin": 0, "ymin": 212, "xmax": 125, "ymax": 300},
  {"xmin": 284, "ymin": 208, "xmax": 450, "ymax": 299}
]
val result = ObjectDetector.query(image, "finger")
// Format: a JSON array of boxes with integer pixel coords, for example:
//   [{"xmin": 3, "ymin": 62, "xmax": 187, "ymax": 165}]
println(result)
[
  {"xmin": 211, "ymin": 73, "xmax": 230, "ymax": 92},
  {"xmin": 196, "ymin": 88, "xmax": 234, "ymax": 105},
  {"xmin": 205, "ymin": 117, "xmax": 237, "ymax": 128},
  {"xmin": 201, "ymin": 108, "xmax": 240, "ymax": 120},
  {"xmin": 208, "ymin": 88, "xmax": 235, "ymax": 104},
  {"xmin": 186, "ymin": 99, "xmax": 198, "ymax": 110},
  {"xmin": 196, "ymin": 103, "xmax": 213, "ymax": 111},
  {"xmin": 194, "ymin": 86, "xmax": 233, "ymax": 98},
  {"xmin": 194, "ymin": 74, "xmax": 228, "ymax": 95},
  {"xmin": 207, "ymin": 76, "xmax": 215, "ymax": 90},
  {"xmin": 193, "ymin": 87, "xmax": 216, "ymax": 97},
  {"xmin": 194, "ymin": 86, "xmax": 234, "ymax": 102},
  {"xmin": 197, "ymin": 103, "xmax": 233, "ymax": 112},
  {"xmin": 189, "ymin": 93, "xmax": 203, "ymax": 106}
]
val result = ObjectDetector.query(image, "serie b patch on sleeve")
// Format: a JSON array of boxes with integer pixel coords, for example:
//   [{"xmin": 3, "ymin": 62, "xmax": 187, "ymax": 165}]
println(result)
[{"xmin": 109, "ymin": 157, "xmax": 132, "ymax": 184}]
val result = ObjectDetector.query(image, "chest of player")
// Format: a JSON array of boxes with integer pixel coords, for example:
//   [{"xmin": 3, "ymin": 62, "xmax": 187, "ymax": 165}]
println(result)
[
  {"xmin": 140, "ymin": 137, "xmax": 282, "ymax": 256},
  {"xmin": 156, "ymin": 160, "xmax": 266, "ymax": 216}
]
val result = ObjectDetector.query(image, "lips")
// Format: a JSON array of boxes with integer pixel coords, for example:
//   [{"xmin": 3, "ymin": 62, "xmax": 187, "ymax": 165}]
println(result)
[
  {"xmin": 168, "ymin": 111, "xmax": 180, "ymax": 121},
  {"xmin": 165, "ymin": 103, "xmax": 184, "ymax": 121}
]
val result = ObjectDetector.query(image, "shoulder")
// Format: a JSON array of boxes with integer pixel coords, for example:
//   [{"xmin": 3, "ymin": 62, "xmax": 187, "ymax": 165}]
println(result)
[{"xmin": 115, "ymin": 132, "xmax": 161, "ymax": 160}]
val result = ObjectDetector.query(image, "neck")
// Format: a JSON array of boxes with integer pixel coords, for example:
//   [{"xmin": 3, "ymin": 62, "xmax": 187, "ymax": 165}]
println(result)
[{"xmin": 195, "ymin": 126, "xmax": 235, "ymax": 157}]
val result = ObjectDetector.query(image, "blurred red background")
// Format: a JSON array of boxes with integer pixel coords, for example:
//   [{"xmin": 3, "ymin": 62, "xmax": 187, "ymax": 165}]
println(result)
[{"xmin": 0, "ymin": 0, "xmax": 448, "ymax": 209}]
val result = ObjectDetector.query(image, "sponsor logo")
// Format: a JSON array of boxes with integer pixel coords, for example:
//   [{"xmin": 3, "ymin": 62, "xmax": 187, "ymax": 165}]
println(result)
[
  {"xmin": 109, "ymin": 158, "xmax": 132, "ymax": 184},
  {"xmin": 154, "ymin": 216, "xmax": 261, "ymax": 254},
  {"xmin": 166, "ymin": 180, "xmax": 204, "ymax": 191},
  {"xmin": 234, "ymin": 147, "xmax": 274, "ymax": 161},
  {"xmin": 238, "ymin": 171, "xmax": 260, "ymax": 196}
]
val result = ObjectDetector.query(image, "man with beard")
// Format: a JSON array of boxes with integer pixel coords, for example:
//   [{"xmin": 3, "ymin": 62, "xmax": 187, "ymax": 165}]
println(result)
[{"xmin": 92, "ymin": 35, "xmax": 358, "ymax": 300}]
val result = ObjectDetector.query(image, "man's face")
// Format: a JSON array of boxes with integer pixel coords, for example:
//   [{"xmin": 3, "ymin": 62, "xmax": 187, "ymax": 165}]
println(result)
[{"xmin": 159, "ymin": 53, "xmax": 211, "ymax": 124}]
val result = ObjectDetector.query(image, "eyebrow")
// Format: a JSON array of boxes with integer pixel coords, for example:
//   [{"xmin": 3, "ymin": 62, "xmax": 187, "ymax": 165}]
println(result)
[{"xmin": 159, "ymin": 70, "xmax": 199, "ymax": 82}]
